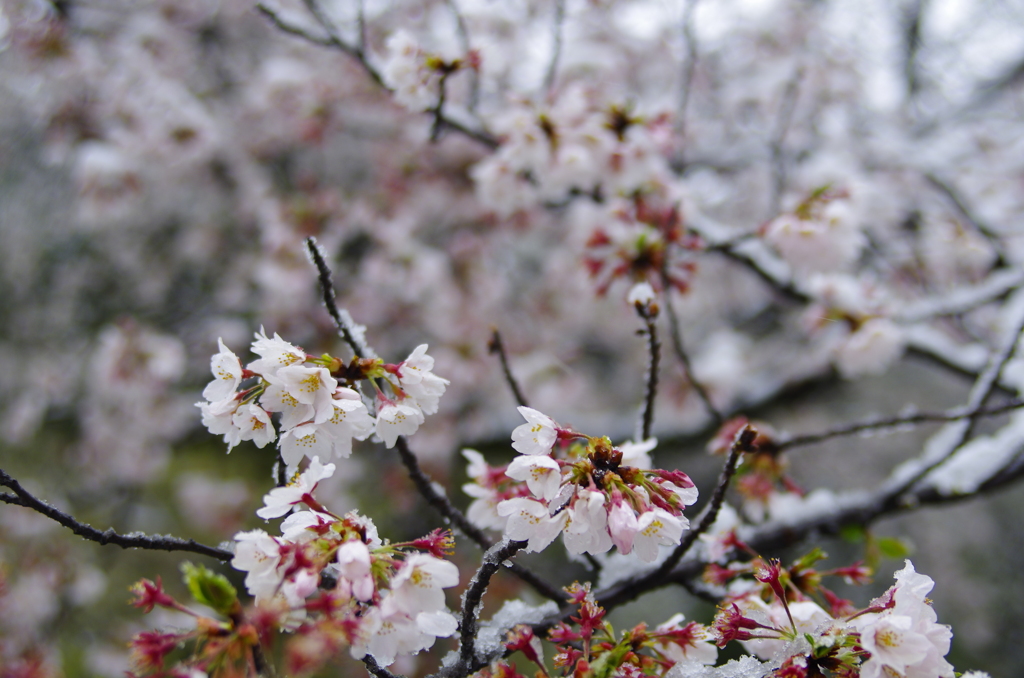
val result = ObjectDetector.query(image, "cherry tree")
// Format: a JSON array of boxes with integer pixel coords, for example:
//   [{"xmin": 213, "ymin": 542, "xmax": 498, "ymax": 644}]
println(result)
[{"xmin": 2, "ymin": 0, "xmax": 1024, "ymax": 676}]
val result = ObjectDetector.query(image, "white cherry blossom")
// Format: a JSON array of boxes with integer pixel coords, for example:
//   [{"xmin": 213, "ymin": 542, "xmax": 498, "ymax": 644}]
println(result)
[
  {"xmin": 497, "ymin": 496, "xmax": 569, "ymax": 553},
  {"xmin": 375, "ymin": 399, "xmax": 425, "ymax": 448},
  {"xmin": 505, "ymin": 453, "xmax": 562, "ymax": 501},
  {"xmin": 231, "ymin": 403, "xmax": 276, "ymax": 449},
  {"xmin": 256, "ymin": 456, "xmax": 335, "ymax": 519},
  {"xmin": 247, "ymin": 328, "xmax": 306, "ymax": 378},
  {"xmin": 275, "ymin": 365, "xmax": 338, "ymax": 424},
  {"xmin": 511, "ymin": 406, "xmax": 559, "ymax": 455},
  {"xmin": 202, "ymin": 338, "xmax": 243, "ymax": 402},
  {"xmin": 632, "ymin": 508, "xmax": 686, "ymax": 563}
]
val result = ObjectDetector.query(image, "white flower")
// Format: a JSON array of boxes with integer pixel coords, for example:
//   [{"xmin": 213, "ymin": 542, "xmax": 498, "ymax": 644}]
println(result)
[
  {"xmin": 275, "ymin": 365, "xmax": 338, "ymax": 424},
  {"xmin": 202, "ymin": 338, "xmax": 243, "ymax": 402},
  {"xmin": 260, "ymin": 376, "xmax": 315, "ymax": 430},
  {"xmin": 279, "ymin": 422, "xmax": 334, "ymax": 471},
  {"xmin": 355, "ymin": 604, "xmax": 458, "ymax": 667},
  {"xmin": 852, "ymin": 561, "xmax": 955, "ymax": 678},
  {"xmin": 337, "ymin": 540, "xmax": 375, "ymax": 601},
  {"xmin": 608, "ymin": 496, "xmax": 639, "ymax": 554},
  {"xmin": 232, "ymin": 403, "xmax": 276, "ymax": 449},
  {"xmin": 505, "ymin": 454, "xmax": 562, "ymax": 501},
  {"xmin": 562, "ymin": 489, "xmax": 613, "ymax": 556},
  {"xmin": 835, "ymin": 317, "xmax": 905, "ymax": 378},
  {"xmin": 764, "ymin": 211, "xmax": 864, "ymax": 276},
  {"xmin": 627, "ymin": 282, "xmax": 656, "ymax": 306},
  {"xmin": 197, "ymin": 397, "xmax": 243, "ymax": 451},
  {"xmin": 256, "ymin": 456, "xmax": 335, "ymax": 519},
  {"xmin": 232, "ymin": 529, "xmax": 283, "ymax": 599},
  {"xmin": 280, "ymin": 510, "xmax": 336, "ymax": 542},
  {"xmin": 396, "ymin": 345, "xmax": 449, "ymax": 415},
  {"xmin": 247, "ymin": 328, "xmax": 306, "ymax": 377},
  {"xmin": 381, "ymin": 30, "xmax": 442, "ymax": 112},
  {"xmin": 497, "ymin": 496, "xmax": 568, "ymax": 553},
  {"xmin": 375, "ymin": 399, "xmax": 425, "ymax": 448},
  {"xmin": 619, "ymin": 438, "xmax": 656, "ymax": 469},
  {"xmin": 511, "ymin": 406, "xmax": 559, "ymax": 456},
  {"xmin": 632, "ymin": 508, "xmax": 685, "ymax": 563},
  {"xmin": 320, "ymin": 389, "xmax": 375, "ymax": 457},
  {"xmin": 462, "ymin": 449, "xmax": 507, "ymax": 530},
  {"xmin": 385, "ymin": 554, "xmax": 459, "ymax": 616}
]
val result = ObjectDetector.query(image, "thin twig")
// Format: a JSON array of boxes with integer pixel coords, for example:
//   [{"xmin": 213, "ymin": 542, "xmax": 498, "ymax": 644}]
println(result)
[
  {"xmin": 673, "ymin": 0, "xmax": 700, "ymax": 169},
  {"xmin": 362, "ymin": 654, "xmax": 403, "ymax": 678},
  {"xmin": 453, "ymin": 539, "xmax": 526, "ymax": 675},
  {"xmin": 777, "ymin": 399, "xmax": 1024, "ymax": 452},
  {"xmin": 444, "ymin": 0, "xmax": 479, "ymax": 112},
  {"xmin": 543, "ymin": 0, "xmax": 567, "ymax": 96},
  {"xmin": 768, "ymin": 68, "xmax": 803, "ymax": 217},
  {"xmin": 305, "ymin": 237, "xmax": 369, "ymax": 359},
  {"xmin": 880, "ymin": 306, "xmax": 1024, "ymax": 504},
  {"xmin": 393, "ymin": 437, "xmax": 561, "ymax": 602},
  {"xmin": 430, "ymin": 71, "xmax": 451, "ymax": 143},
  {"xmin": 0, "ymin": 469, "xmax": 233, "ymax": 561},
  {"xmin": 488, "ymin": 328, "xmax": 530, "ymax": 408},
  {"xmin": 924, "ymin": 172, "xmax": 1008, "ymax": 266},
  {"xmin": 636, "ymin": 303, "xmax": 661, "ymax": 442},
  {"xmin": 660, "ymin": 267, "xmax": 722, "ymax": 425},
  {"xmin": 257, "ymin": 2, "xmax": 498, "ymax": 149}
]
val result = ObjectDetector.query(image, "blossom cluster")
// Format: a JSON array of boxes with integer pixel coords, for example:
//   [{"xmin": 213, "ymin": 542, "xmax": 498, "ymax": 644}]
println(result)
[
  {"xmin": 195, "ymin": 329, "xmax": 448, "ymax": 472},
  {"xmin": 131, "ymin": 457, "xmax": 461, "ymax": 672},
  {"xmin": 706, "ymin": 554, "xmax": 956, "ymax": 678},
  {"xmin": 470, "ymin": 87, "xmax": 674, "ymax": 217},
  {"xmin": 465, "ymin": 407, "xmax": 697, "ymax": 561}
]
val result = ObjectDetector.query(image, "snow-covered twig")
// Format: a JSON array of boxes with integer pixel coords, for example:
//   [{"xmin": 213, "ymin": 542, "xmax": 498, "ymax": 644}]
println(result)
[
  {"xmin": 636, "ymin": 302, "xmax": 661, "ymax": 442},
  {"xmin": 777, "ymin": 399, "xmax": 1024, "ymax": 452},
  {"xmin": 451, "ymin": 539, "xmax": 527, "ymax": 677}
]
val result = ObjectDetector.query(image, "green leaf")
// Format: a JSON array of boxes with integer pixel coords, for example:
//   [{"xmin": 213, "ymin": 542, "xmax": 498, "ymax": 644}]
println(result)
[
  {"xmin": 839, "ymin": 524, "xmax": 866, "ymax": 543},
  {"xmin": 876, "ymin": 536, "xmax": 912, "ymax": 560},
  {"xmin": 181, "ymin": 562, "xmax": 238, "ymax": 617}
]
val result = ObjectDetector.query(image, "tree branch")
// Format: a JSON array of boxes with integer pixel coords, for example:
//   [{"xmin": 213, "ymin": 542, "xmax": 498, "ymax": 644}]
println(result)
[
  {"xmin": 776, "ymin": 399, "xmax": 1024, "ymax": 453},
  {"xmin": 305, "ymin": 236, "xmax": 371, "ymax": 359},
  {"xmin": 362, "ymin": 654, "xmax": 403, "ymax": 678},
  {"xmin": 660, "ymin": 266, "xmax": 723, "ymax": 425},
  {"xmin": 488, "ymin": 328, "xmax": 530, "ymax": 409},
  {"xmin": 392, "ymin": 437, "xmax": 561, "ymax": 602},
  {"xmin": 449, "ymin": 539, "xmax": 527, "ymax": 677},
  {"xmin": 635, "ymin": 302, "xmax": 661, "ymax": 442},
  {"xmin": 0, "ymin": 469, "xmax": 233, "ymax": 562},
  {"xmin": 257, "ymin": 2, "xmax": 498, "ymax": 149}
]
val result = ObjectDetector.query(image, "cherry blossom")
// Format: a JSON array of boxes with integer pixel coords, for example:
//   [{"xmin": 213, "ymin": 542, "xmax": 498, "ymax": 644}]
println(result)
[
  {"xmin": 202, "ymin": 339, "xmax": 243, "ymax": 402},
  {"xmin": 255, "ymin": 456, "xmax": 335, "ymax": 519},
  {"xmin": 510, "ymin": 406, "xmax": 559, "ymax": 456}
]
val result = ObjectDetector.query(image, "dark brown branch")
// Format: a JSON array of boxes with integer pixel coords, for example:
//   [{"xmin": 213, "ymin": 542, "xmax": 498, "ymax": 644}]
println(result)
[
  {"xmin": 777, "ymin": 399, "xmax": 1024, "ymax": 452},
  {"xmin": 0, "ymin": 469, "xmax": 233, "ymax": 562},
  {"xmin": 393, "ymin": 437, "xmax": 561, "ymax": 602},
  {"xmin": 444, "ymin": 0, "xmax": 479, "ymax": 111},
  {"xmin": 305, "ymin": 237, "xmax": 369, "ymax": 359},
  {"xmin": 636, "ymin": 302, "xmax": 661, "ymax": 442},
  {"xmin": 448, "ymin": 539, "xmax": 526, "ymax": 677},
  {"xmin": 488, "ymin": 328, "xmax": 530, "ymax": 409},
  {"xmin": 362, "ymin": 654, "xmax": 403, "ymax": 678},
  {"xmin": 660, "ymin": 267, "xmax": 723, "ymax": 425}
]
